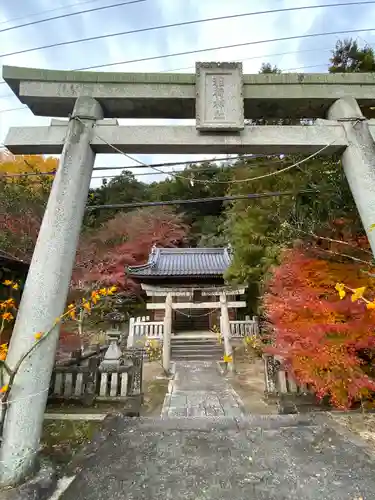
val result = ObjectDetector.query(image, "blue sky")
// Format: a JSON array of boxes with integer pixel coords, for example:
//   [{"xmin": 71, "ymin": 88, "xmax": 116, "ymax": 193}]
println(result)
[{"xmin": 0, "ymin": 0, "xmax": 374, "ymax": 187}]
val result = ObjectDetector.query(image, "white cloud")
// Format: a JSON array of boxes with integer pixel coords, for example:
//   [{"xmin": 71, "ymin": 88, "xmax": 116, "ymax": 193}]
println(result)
[{"xmin": 0, "ymin": 0, "xmax": 374, "ymax": 187}]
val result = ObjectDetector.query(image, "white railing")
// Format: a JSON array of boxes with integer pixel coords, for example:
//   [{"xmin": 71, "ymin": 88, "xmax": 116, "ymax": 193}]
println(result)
[
  {"xmin": 224, "ymin": 316, "xmax": 259, "ymax": 338},
  {"xmin": 127, "ymin": 316, "xmax": 164, "ymax": 347}
]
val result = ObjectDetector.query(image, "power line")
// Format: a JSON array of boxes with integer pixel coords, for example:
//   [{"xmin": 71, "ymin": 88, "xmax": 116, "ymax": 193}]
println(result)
[
  {"xmin": 82, "ymin": 116, "xmax": 335, "ymax": 185},
  {"xmin": 160, "ymin": 51, "xmax": 333, "ymax": 73},
  {"xmin": 0, "ymin": 44, "xmax": 334, "ymax": 88},
  {"xmin": 0, "ymin": 25, "xmax": 372, "ymax": 111},
  {"xmin": 0, "ymin": 154, "xmax": 292, "ymax": 179},
  {"xmin": 86, "ymin": 189, "xmax": 320, "ymax": 210},
  {"xmin": 92, "ymin": 153, "xmax": 284, "ymax": 171},
  {"xmin": 0, "ymin": 27, "xmax": 368, "ymax": 116},
  {"xmin": 0, "ymin": 0, "xmax": 106, "ymax": 27},
  {"xmin": 0, "ymin": 0, "xmax": 146, "ymax": 35},
  {"xmin": 0, "ymin": 2, "xmax": 372, "ymax": 60},
  {"xmin": 76, "ymin": 27, "xmax": 375, "ymax": 71}
]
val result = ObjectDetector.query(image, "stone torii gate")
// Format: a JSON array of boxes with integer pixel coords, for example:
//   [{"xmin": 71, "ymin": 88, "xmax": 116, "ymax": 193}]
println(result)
[{"xmin": 2, "ymin": 62, "xmax": 375, "ymax": 485}]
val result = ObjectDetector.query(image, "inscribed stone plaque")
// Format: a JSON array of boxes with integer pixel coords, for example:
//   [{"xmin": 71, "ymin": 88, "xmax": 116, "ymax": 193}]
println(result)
[{"xmin": 195, "ymin": 62, "xmax": 244, "ymax": 131}]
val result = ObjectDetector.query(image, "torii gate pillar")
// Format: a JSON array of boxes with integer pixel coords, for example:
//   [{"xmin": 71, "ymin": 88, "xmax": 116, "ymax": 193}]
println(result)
[
  {"xmin": 327, "ymin": 96, "xmax": 375, "ymax": 255},
  {"xmin": 0, "ymin": 97, "xmax": 103, "ymax": 486}
]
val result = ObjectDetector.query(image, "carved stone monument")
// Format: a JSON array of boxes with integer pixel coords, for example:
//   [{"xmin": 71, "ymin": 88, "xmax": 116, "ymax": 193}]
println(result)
[{"xmin": 195, "ymin": 62, "xmax": 244, "ymax": 131}]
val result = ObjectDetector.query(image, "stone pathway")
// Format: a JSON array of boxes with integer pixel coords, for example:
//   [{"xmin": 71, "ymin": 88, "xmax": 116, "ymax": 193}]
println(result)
[
  {"xmin": 161, "ymin": 361, "xmax": 244, "ymax": 418},
  {"xmin": 58, "ymin": 361, "xmax": 375, "ymax": 499}
]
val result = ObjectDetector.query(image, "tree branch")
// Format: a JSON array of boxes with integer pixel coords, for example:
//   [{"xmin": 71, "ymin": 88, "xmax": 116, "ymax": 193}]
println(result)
[
  {"xmin": 317, "ymin": 247, "xmax": 373, "ymax": 266},
  {"xmin": 293, "ymin": 225, "xmax": 373, "ymax": 256}
]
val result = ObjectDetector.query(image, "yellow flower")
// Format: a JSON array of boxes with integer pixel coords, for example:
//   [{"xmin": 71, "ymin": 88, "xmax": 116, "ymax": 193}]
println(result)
[
  {"xmin": 0, "ymin": 385, "xmax": 9, "ymax": 393},
  {"xmin": 107, "ymin": 286, "xmax": 117, "ymax": 295},
  {"xmin": 82, "ymin": 301, "xmax": 91, "ymax": 312},
  {"xmin": 223, "ymin": 354, "xmax": 233, "ymax": 363},
  {"xmin": 12, "ymin": 283, "xmax": 19, "ymax": 290},
  {"xmin": 2, "ymin": 312, "xmax": 14, "ymax": 321},
  {"xmin": 99, "ymin": 288, "xmax": 108, "ymax": 296},
  {"xmin": 367, "ymin": 301, "xmax": 375, "ymax": 310},
  {"xmin": 68, "ymin": 303, "xmax": 75, "ymax": 310},
  {"xmin": 2, "ymin": 280, "xmax": 12, "ymax": 286},
  {"xmin": 4, "ymin": 298, "xmax": 16, "ymax": 308},
  {"xmin": 351, "ymin": 287, "xmax": 366, "ymax": 302},
  {"xmin": 335, "ymin": 283, "xmax": 346, "ymax": 300},
  {"xmin": 68, "ymin": 310, "xmax": 76, "ymax": 320},
  {"xmin": 0, "ymin": 343, "xmax": 8, "ymax": 361},
  {"xmin": 91, "ymin": 291, "xmax": 100, "ymax": 304},
  {"xmin": 34, "ymin": 332, "xmax": 42, "ymax": 340}
]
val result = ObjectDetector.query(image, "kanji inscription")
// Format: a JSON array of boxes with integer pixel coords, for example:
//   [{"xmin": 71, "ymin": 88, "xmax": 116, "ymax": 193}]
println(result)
[{"xmin": 195, "ymin": 62, "xmax": 244, "ymax": 131}]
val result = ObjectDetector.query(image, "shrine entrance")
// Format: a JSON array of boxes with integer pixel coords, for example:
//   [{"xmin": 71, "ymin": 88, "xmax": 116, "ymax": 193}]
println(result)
[{"xmin": 173, "ymin": 308, "xmax": 211, "ymax": 333}]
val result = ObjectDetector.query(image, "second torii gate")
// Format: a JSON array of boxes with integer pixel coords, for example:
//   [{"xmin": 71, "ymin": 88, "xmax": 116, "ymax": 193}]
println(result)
[{"xmin": 2, "ymin": 62, "xmax": 375, "ymax": 485}]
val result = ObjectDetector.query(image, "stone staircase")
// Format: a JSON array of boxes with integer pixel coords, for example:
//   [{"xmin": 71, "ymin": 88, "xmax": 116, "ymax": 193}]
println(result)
[{"xmin": 171, "ymin": 336, "xmax": 223, "ymax": 361}]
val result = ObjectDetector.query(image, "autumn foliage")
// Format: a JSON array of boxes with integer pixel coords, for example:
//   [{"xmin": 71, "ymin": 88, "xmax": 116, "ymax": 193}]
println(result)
[
  {"xmin": 0, "ymin": 154, "xmax": 188, "ymax": 290},
  {"xmin": 263, "ymin": 248, "xmax": 375, "ymax": 408},
  {"xmin": 72, "ymin": 207, "xmax": 188, "ymax": 291}
]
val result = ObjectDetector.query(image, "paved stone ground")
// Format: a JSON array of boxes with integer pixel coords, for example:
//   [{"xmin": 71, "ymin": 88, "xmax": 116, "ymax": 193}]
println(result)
[
  {"xmin": 60, "ymin": 414, "xmax": 375, "ymax": 500},
  {"xmin": 58, "ymin": 361, "xmax": 375, "ymax": 499},
  {"xmin": 161, "ymin": 361, "xmax": 244, "ymax": 418}
]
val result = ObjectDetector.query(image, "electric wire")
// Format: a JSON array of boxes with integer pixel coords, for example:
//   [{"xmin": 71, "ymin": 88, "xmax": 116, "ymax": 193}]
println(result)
[
  {"xmin": 84, "ymin": 116, "xmax": 337, "ymax": 185},
  {"xmin": 0, "ymin": 0, "xmax": 146, "ymax": 35},
  {"xmin": 0, "ymin": 154, "xmax": 289, "ymax": 179},
  {"xmin": 0, "ymin": 44, "xmax": 335, "ymax": 88},
  {"xmin": 86, "ymin": 188, "xmax": 320, "ymax": 210},
  {"xmin": 0, "ymin": 2, "xmax": 371, "ymax": 59},
  {"xmin": 0, "ymin": 25, "xmax": 373, "ymax": 112},
  {"xmin": 76, "ymin": 27, "xmax": 375, "ymax": 71},
  {"xmin": 0, "ymin": 0, "xmax": 107, "ymax": 27}
]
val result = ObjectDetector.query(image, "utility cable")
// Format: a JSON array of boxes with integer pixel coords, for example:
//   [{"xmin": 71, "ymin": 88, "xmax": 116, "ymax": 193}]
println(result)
[
  {"xmin": 0, "ymin": 154, "xmax": 290, "ymax": 179},
  {"xmin": 0, "ymin": 0, "xmax": 146, "ymax": 35},
  {"xmin": 0, "ymin": 0, "xmax": 106, "ymax": 27},
  {"xmin": 75, "ymin": 27, "xmax": 375, "ymax": 71},
  {"xmin": 85, "ymin": 116, "xmax": 337, "ymax": 185},
  {"xmin": 0, "ymin": 25, "xmax": 373, "ymax": 111},
  {"xmin": 0, "ymin": 44, "xmax": 335, "ymax": 88},
  {"xmin": 0, "ymin": 2, "xmax": 371, "ymax": 59},
  {"xmin": 0, "ymin": 118, "xmax": 337, "ymax": 184},
  {"xmin": 86, "ymin": 188, "xmax": 321, "ymax": 210}
]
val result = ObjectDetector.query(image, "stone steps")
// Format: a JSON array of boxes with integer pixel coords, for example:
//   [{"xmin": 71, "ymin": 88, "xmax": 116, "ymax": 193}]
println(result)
[{"xmin": 171, "ymin": 337, "xmax": 223, "ymax": 361}]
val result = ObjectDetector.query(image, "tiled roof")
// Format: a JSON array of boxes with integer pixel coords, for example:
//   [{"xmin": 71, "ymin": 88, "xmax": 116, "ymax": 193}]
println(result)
[
  {"xmin": 127, "ymin": 247, "xmax": 232, "ymax": 278},
  {"xmin": 0, "ymin": 250, "xmax": 28, "ymax": 266}
]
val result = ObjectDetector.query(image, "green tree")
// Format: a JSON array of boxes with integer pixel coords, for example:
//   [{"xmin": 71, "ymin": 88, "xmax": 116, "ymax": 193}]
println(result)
[
  {"xmin": 85, "ymin": 171, "xmax": 147, "ymax": 227},
  {"xmin": 329, "ymin": 38, "xmax": 375, "ymax": 73},
  {"xmin": 147, "ymin": 162, "xmax": 233, "ymax": 245},
  {"xmin": 259, "ymin": 62, "xmax": 281, "ymax": 74},
  {"xmin": 223, "ymin": 154, "xmax": 363, "ymax": 313}
]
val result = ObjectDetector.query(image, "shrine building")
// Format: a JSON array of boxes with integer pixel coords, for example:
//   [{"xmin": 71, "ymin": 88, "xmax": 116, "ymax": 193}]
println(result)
[{"xmin": 127, "ymin": 246, "xmax": 247, "ymax": 335}]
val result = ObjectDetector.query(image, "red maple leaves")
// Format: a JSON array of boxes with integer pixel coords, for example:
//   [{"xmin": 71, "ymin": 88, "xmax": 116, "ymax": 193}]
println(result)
[
  {"xmin": 263, "ymin": 248, "xmax": 375, "ymax": 408},
  {"xmin": 72, "ymin": 207, "xmax": 188, "ymax": 292}
]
